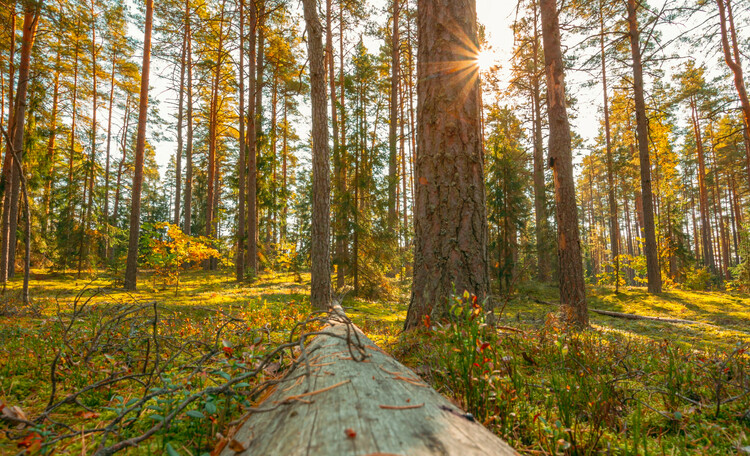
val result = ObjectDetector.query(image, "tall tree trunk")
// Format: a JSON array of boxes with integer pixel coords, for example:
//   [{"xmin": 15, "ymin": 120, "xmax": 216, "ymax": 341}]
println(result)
[
  {"xmin": 531, "ymin": 1, "xmax": 549, "ymax": 282},
  {"xmin": 64, "ymin": 31, "xmax": 81, "ymax": 270},
  {"xmin": 302, "ymin": 0, "xmax": 332, "ymax": 310},
  {"xmin": 78, "ymin": 0, "xmax": 98, "ymax": 278},
  {"xmin": 600, "ymin": 5, "xmax": 620, "ymax": 291},
  {"xmin": 183, "ymin": 1, "xmax": 194, "ymax": 235},
  {"xmin": 103, "ymin": 50, "xmax": 117, "ymax": 260},
  {"xmin": 236, "ymin": 0, "xmax": 246, "ymax": 281},
  {"xmin": 716, "ymin": 0, "xmax": 750, "ymax": 191},
  {"xmin": 123, "ymin": 0, "xmax": 153, "ymax": 291},
  {"xmin": 110, "ymin": 95, "xmax": 130, "ymax": 262},
  {"xmin": 174, "ymin": 34, "xmax": 186, "ymax": 227},
  {"xmin": 246, "ymin": 0, "xmax": 258, "ymax": 275},
  {"xmin": 405, "ymin": 0, "xmax": 489, "ymax": 329},
  {"xmin": 327, "ymin": 0, "xmax": 344, "ymax": 289},
  {"xmin": 387, "ymin": 0, "xmax": 399, "ymax": 232},
  {"xmin": 627, "ymin": 0, "xmax": 662, "ymax": 293},
  {"xmin": 690, "ymin": 98, "xmax": 715, "ymax": 273},
  {"xmin": 1, "ymin": 7, "xmax": 38, "ymax": 287},
  {"xmin": 44, "ymin": 54, "xmax": 61, "ymax": 240},
  {"xmin": 539, "ymin": 0, "xmax": 588, "ymax": 324}
]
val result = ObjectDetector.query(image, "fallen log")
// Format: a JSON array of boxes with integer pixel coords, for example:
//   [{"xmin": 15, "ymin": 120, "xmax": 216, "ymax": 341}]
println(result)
[
  {"xmin": 218, "ymin": 307, "xmax": 517, "ymax": 456},
  {"xmin": 590, "ymin": 308, "xmax": 706, "ymax": 325}
]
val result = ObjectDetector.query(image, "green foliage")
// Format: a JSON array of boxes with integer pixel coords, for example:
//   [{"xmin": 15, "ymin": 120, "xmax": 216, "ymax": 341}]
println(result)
[
  {"xmin": 730, "ymin": 231, "xmax": 750, "ymax": 292},
  {"xmin": 141, "ymin": 223, "xmax": 224, "ymax": 289},
  {"xmin": 682, "ymin": 265, "xmax": 714, "ymax": 291}
]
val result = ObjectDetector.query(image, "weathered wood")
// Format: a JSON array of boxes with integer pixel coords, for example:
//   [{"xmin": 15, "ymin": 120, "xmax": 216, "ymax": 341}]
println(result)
[{"xmin": 221, "ymin": 310, "xmax": 516, "ymax": 455}]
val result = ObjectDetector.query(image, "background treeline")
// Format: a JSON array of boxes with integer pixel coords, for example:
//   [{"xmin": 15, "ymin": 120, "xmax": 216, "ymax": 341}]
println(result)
[{"xmin": 0, "ymin": 0, "xmax": 749, "ymax": 296}]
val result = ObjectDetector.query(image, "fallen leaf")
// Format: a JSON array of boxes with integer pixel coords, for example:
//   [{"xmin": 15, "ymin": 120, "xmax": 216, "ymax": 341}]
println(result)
[
  {"xmin": 344, "ymin": 428, "xmax": 357, "ymax": 438},
  {"xmin": 76, "ymin": 411, "xmax": 100, "ymax": 419},
  {"xmin": 228, "ymin": 438, "xmax": 247, "ymax": 453}
]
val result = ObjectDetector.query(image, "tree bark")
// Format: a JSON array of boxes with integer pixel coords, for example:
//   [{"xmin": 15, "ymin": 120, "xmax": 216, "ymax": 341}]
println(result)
[
  {"xmin": 103, "ymin": 49, "xmax": 117, "ymax": 260},
  {"xmin": 246, "ymin": 0, "xmax": 258, "ymax": 276},
  {"xmin": 387, "ymin": 0, "xmax": 399, "ymax": 232},
  {"xmin": 78, "ymin": 0, "xmax": 98, "ymax": 278},
  {"xmin": 690, "ymin": 97, "xmax": 715, "ymax": 274},
  {"xmin": 405, "ymin": 0, "xmax": 489, "ymax": 329},
  {"xmin": 1, "ymin": 7, "xmax": 38, "ymax": 285},
  {"xmin": 124, "ymin": 0, "xmax": 153, "ymax": 291},
  {"xmin": 183, "ymin": 1, "xmax": 194, "ymax": 235},
  {"xmin": 627, "ymin": 0, "xmax": 662, "ymax": 293},
  {"xmin": 531, "ymin": 1, "xmax": 549, "ymax": 283},
  {"xmin": 236, "ymin": 0, "xmax": 246, "ymax": 281},
  {"xmin": 302, "ymin": 0, "xmax": 332, "ymax": 310},
  {"xmin": 539, "ymin": 0, "xmax": 588, "ymax": 325},
  {"xmin": 600, "ymin": 4, "xmax": 619, "ymax": 291},
  {"xmin": 174, "ymin": 33, "xmax": 186, "ymax": 227},
  {"xmin": 716, "ymin": 0, "xmax": 750, "ymax": 192}
]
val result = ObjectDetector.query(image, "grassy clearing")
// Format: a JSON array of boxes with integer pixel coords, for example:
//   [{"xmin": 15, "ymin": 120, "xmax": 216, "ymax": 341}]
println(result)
[{"xmin": 1, "ymin": 271, "xmax": 749, "ymax": 455}]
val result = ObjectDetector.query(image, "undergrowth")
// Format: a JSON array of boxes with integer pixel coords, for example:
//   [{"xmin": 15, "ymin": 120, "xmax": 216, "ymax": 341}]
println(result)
[{"xmin": 395, "ymin": 293, "xmax": 750, "ymax": 455}]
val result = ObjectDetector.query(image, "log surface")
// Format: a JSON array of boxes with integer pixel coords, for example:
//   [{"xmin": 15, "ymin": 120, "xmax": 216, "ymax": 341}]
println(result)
[{"xmin": 221, "ymin": 311, "xmax": 517, "ymax": 455}]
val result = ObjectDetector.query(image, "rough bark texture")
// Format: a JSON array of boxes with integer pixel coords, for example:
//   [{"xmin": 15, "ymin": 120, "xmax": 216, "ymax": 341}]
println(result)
[
  {"xmin": 124, "ymin": 0, "xmax": 153, "ymax": 291},
  {"xmin": 302, "ymin": 0, "xmax": 332, "ymax": 310},
  {"xmin": 627, "ymin": 0, "xmax": 662, "ymax": 293},
  {"xmin": 539, "ymin": 0, "xmax": 588, "ymax": 326},
  {"xmin": 405, "ymin": 0, "xmax": 489, "ymax": 330}
]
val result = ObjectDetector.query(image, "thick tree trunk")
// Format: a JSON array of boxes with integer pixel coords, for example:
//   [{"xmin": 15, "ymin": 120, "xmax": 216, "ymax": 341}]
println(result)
[
  {"xmin": 539, "ymin": 0, "xmax": 588, "ymax": 325},
  {"xmin": 627, "ymin": 0, "xmax": 662, "ymax": 293},
  {"xmin": 405, "ymin": 0, "xmax": 489, "ymax": 329},
  {"xmin": 124, "ymin": 0, "xmax": 153, "ymax": 291},
  {"xmin": 302, "ymin": 0, "xmax": 332, "ymax": 310}
]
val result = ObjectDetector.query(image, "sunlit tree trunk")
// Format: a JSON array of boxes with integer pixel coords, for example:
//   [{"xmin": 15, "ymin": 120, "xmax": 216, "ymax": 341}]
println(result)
[
  {"xmin": 531, "ymin": 2, "xmax": 550, "ymax": 283},
  {"xmin": 124, "ymin": 0, "xmax": 153, "ymax": 291},
  {"xmin": 236, "ymin": 0, "xmax": 246, "ymax": 281},
  {"xmin": 246, "ymin": 0, "xmax": 258, "ymax": 275},
  {"xmin": 600, "ymin": 4, "xmax": 619, "ymax": 291},
  {"xmin": 183, "ymin": 5, "xmax": 194, "ymax": 236},
  {"xmin": 387, "ymin": 0, "xmax": 399, "ymax": 233},
  {"xmin": 1, "ymin": 6, "xmax": 39, "ymax": 286},
  {"xmin": 689, "ymin": 97, "xmax": 715, "ymax": 274},
  {"xmin": 539, "ymin": 0, "xmax": 588, "ymax": 324},
  {"xmin": 302, "ymin": 0, "xmax": 332, "ymax": 310},
  {"xmin": 627, "ymin": 0, "xmax": 662, "ymax": 293},
  {"xmin": 405, "ymin": 0, "xmax": 489, "ymax": 330}
]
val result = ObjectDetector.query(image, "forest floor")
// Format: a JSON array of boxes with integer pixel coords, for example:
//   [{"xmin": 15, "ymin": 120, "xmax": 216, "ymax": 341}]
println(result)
[{"xmin": 1, "ymin": 269, "xmax": 749, "ymax": 455}]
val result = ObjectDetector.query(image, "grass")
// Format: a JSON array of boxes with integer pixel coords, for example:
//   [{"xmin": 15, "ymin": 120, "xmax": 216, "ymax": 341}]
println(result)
[{"xmin": 1, "ymin": 269, "xmax": 749, "ymax": 455}]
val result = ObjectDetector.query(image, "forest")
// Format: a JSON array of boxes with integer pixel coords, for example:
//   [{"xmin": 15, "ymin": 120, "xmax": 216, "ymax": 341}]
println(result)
[{"xmin": 1, "ymin": 0, "xmax": 750, "ymax": 454}]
